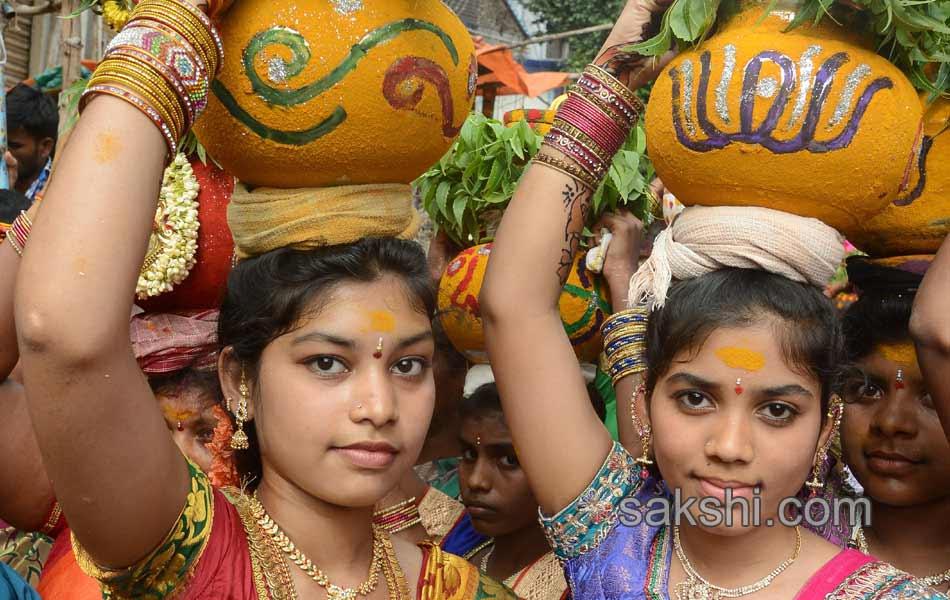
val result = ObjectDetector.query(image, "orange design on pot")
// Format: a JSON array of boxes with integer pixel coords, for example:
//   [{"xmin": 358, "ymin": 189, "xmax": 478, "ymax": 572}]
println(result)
[
  {"xmin": 438, "ymin": 244, "xmax": 611, "ymax": 364},
  {"xmin": 644, "ymin": 2, "xmax": 922, "ymax": 238},
  {"xmin": 193, "ymin": 0, "xmax": 476, "ymax": 188}
]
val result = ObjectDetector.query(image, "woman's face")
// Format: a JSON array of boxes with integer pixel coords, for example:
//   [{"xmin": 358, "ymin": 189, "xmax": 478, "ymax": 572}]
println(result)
[
  {"xmin": 245, "ymin": 275, "xmax": 435, "ymax": 508},
  {"xmin": 157, "ymin": 384, "xmax": 218, "ymax": 473},
  {"xmin": 649, "ymin": 321, "xmax": 830, "ymax": 533},
  {"xmin": 841, "ymin": 342, "xmax": 950, "ymax": 507},
  {"xmin": 458, "ymin": 412, "xmax": 539, "ymax": 538}
]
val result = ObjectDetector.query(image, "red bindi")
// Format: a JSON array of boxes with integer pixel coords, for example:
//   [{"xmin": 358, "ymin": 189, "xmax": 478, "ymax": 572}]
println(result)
[{"xmin": 734, "ymin": 378, "xmax": 744, "ymax": 395}]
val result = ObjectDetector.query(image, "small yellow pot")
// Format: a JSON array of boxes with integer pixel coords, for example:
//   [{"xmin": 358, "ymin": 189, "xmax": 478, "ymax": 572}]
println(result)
[{"xmin": 438, "ymin": 244, "xmax": 612, "ymax": 364}]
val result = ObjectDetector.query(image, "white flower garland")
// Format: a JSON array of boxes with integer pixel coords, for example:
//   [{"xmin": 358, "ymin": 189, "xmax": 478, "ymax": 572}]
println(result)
[{"xmin": 136, "ymin": 153, "xmax": 201, "ymax": 299}]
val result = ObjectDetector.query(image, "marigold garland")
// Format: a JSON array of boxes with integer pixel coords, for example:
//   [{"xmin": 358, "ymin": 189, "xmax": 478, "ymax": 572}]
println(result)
[
  {"xmin": 137, "ymin": 152, "xmax": 201, "ymax": 299},
  {"xmin": 101, "ymin": 0, "xmax": 134, "ymax": 31}
]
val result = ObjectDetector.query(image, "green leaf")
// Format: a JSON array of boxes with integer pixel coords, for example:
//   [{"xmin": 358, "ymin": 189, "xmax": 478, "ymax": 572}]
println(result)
[
  {"xmin": 452, "ymin": 195, "xmax": 468, "ymax": 230},
  {"xmin": 435, "ymin": 181, "xmax": 451, "ymax": 220}
]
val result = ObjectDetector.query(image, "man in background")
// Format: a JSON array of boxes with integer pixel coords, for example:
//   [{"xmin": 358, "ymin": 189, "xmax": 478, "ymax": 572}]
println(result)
[{"xmin": 6, "ymin": 85, "xmax": 57, "ymax": 201}]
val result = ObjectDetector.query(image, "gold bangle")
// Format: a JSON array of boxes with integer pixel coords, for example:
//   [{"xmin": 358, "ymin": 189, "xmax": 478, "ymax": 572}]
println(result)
[
  {"xmin": 131, "ymin": 6, "xmax": 218, "ymax": 74},
  {"xmin": 94, "ymin": 63, "xmax": 186, "ymax": 132},
  {"xmin": 6, "ymin": 233, "xmax": 23, "ymax": 256},
  {"xmin": 101, "ymin": 58, "xmax": 186, "ymax": 118},
  {"xmin": 533, "ymin": 151, "xmax": 600, "ymax": 190},
  {"xmin": 585, "ymin": 64, "xmax": 643, "ymax": 112},
  {"xmin": 607, "ymin": 348, "xmax": 646, "ymax": 365},
  {"xmin": 612, "ymin": 367, "xmax": 646, "ymax": 386},
  {"xmin": 603, "ymin": 329, "xmax": 647, "ymax": 349},
  {"xmin": 551, "ymin": 117, "xmax": 610, "ymax": 159},
  {"xmin": 91, "ymin": 72, "xmax": 183, "ymax": 142},
  {"xmin": 89, "ymin": 73, "xmax": 183, "ymax": 143},
  {"xmin": 109, "ymin": 47, "xmax": 198, "ymax": 123}
]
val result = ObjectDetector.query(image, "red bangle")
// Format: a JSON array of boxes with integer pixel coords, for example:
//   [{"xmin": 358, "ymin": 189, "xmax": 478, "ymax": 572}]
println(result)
[{"xmin": 6, "ymin": 210, "xmax": 31, "ymax": 256}]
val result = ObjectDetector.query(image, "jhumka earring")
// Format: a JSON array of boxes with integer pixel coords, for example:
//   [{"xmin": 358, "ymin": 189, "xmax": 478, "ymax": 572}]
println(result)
[
  {"xmin": 631, "ymin": 385, "xmax": 654, "ymax": 479},
  {"xmin": 895, "ymin": 368, "xmax": 905, "ymax": 390},
  {"xmin": 230, "ymin": 367, "xmax": 250, "ymax": 450},
  {"xmin": 806, "ymin": 398, "xmax": 843, "ymax": 496},
  {"xmin": 374, "ymin": 337, "xmax": 384, "ymax": 359}
]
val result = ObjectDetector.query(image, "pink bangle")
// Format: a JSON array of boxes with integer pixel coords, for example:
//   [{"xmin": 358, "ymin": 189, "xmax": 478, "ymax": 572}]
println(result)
[{"xmin": 6, "ymin": 211, "xmax": 31, "ymax": 256}]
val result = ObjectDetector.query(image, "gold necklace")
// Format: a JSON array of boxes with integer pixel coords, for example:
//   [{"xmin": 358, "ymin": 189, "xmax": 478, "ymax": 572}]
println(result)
[
  {"xmin": 480, "ymin": 545, "xmax": 494, "ymax": 574},
  {"xmin": 673, "ymin": 526, "xmax": 801, "ymax": 600},
  {"xmin": 856, "ymin": 526, "xmax": 950, "ymax": 588},
  {"xmin": 249, "ymin": 494, "xmax": 384, "ymax": 600},
  {"xmin": 378, "ymin": 527, "xmax": 413, "ymax": 600}
]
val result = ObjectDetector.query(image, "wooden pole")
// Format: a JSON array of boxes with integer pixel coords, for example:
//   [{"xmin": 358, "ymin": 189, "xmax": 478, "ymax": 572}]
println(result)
[
  {"xmin": 58, "ymin": 0, "xmax": 82, "ymax": 127},
  {"xmin": 483, "ymin": 23, "xmax": 613, "ymax": 53}
]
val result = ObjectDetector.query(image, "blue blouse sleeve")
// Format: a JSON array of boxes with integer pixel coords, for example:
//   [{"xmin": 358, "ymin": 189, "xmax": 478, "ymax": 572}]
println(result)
[{"xmin": 539, "ymin": 441, "xmax": 641, "ymax": 560}]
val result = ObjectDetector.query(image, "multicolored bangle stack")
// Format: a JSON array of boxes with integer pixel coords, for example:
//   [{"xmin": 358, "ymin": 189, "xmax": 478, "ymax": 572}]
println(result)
[
  {"xmin": 80, "ymin": 0, "xmax": 222, "ymax": 157},
  {"xmin": 534, "ymin": 63, "xmax": 645, "ymax": 190},
  {"xmin": 602, "ymin": 306, "xmax": 650, "ymax": 384},
  {"xmin": 373, "ymin": 497, "xmax": 422, "ymax": 535},
  {"xmin": 5, "ymin": 211, "xmax": 32, "ymax": 257}
]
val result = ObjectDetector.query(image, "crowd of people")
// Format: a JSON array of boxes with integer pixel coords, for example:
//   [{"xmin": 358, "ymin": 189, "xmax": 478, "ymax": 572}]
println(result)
[{"xmin": 0, "ymin": 0, "xmax": 948, "ymax": 598}]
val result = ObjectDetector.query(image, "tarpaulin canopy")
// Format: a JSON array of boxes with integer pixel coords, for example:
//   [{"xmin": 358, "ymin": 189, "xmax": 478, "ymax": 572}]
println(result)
[{"xmin": 474, "ymin": 36, "xmax": 570, "ymax": 99}]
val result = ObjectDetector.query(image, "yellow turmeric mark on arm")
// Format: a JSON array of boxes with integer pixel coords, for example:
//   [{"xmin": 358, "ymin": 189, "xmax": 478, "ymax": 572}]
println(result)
[
  {"xmin": 715, "ymin": 346, "xmax": 766, "ymax": 371},
  {"xmin": 93, "ymin": 132, "xmax": 122, "ymax": 164}
]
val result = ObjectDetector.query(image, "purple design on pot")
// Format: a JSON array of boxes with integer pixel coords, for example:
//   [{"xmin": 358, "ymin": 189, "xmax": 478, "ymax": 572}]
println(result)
[{"xmin": 669, "ymin": 49, "xmax": 894, "ymax": 154}]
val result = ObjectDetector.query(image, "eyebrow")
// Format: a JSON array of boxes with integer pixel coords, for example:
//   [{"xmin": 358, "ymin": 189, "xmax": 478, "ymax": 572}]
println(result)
[
  {"xmin": 458, "ymin": 437, "xmax": 515, "ymax": 452},
  {"xmin": 667, "ymin": 372, "xmax": 813, "ymax": 398},
  {"xmin": 292, "ymin": 330, "xmax": 433, "ymax": 350},
  {"xmin": 667, "ymin": 372, "xmax": 720, "ymax": 390}
]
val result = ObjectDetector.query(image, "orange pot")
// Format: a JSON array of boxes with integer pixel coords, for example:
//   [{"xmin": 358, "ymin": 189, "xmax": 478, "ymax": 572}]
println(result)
[
  {"xmin": 438, "ymin": 244, "xmax": 611, "ymax": 364},
  {"xmin": 193, "ymin": 0, "xmax": 476, "ymax": 188},
  {"xmin": 645, "ymin": 0, "xmax": 922, "ymax": 238},
  {"xmin": 851, "ymin": 95, "xmax": 950, "ymax": 257}
]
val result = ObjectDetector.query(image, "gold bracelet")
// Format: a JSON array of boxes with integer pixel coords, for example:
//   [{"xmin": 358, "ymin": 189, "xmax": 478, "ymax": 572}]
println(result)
[
  {"xmin": 552, "ymin": 117, "xmax": 610, "ymax": 159},
  {"xmin": 131, "ymin": 3, "xmax": 219, "ymax": 74},
  {"xmin": 93, "ymin": 62, "xmax": 186, "ymax": 133},
  {"xmin": 102, "ymin": 58, "xmax": 186, "ymax": 122},
  {"xmin": 88, "ymin": 73, "xmax": 183, "ymax": 147},
  {"xmin": 533, "ymin": 151, "xmax": 599, "ymax": 190},
  {"xmin": 6, "ymin": 233, "xmax": 23, "ymax": 256},
  {"xmin": 104, "ymin": 56, "xmax": 190, "ymax": 127},
  {"xmin": 612, "ymin": 366, "xmax": 646, "ymax": 386},
  {"xmin": 90, "ymin": 72, "xmax": 184, "ymax": 143},
  {"xmin": 603, "ymin": 329, "xmax": 648, "ymax": 350},
  {"xmin": 585, "ymin": 63, "xmax": 644, "ymax": 113}
]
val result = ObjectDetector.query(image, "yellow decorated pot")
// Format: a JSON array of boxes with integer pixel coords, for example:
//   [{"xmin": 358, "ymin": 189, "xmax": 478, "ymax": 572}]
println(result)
[
  {"xmin": 645, "ymin": 1, "xmax": 922, "ymax": 237},
  {"xmin": 438, "ymin": 244, "xmax": 612, "ymax": 364},
  {"xmin": 851, "ymin": 95, "xmax": 950, "ymax": 256},
  {"xmin": 194, "ymin": 0, "xmax": 476, "ymax": 188},
  {"xmin": 504, "ymin": 108, "xmax": 556, "ymax": 136}
]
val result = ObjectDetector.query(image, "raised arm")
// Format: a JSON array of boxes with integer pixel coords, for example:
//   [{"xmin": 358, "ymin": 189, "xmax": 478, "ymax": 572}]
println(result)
[
  {"xmin": 0, "ymin": 202, "xmax": 56, "ymax": 532},
  {"xmin": 14, "ymin": 0, "xmax": 214, "ymax": 567},
  {"xmin": 481, "ymin": 1, "xmax": 666, "ymax": 513},
  {"xmin": 910, "ymin": 234, "xmax": 950, "ymax": 442}
]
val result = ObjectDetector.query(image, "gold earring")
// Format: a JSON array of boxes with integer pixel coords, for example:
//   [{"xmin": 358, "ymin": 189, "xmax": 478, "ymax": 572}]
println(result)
[
  {"xmin": 230, "ymin": 367, "xmax": 250, "ymax": 450},
  {"xmin": 631, "ymin": 385, "xmax": 654, "ymax": 478},
  {"xmin": 806, "ymin": 397, "xmax": 843, "ymax": 496}
]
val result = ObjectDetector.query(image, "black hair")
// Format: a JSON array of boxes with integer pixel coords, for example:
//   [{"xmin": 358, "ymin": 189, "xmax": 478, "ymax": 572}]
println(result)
[
  {"xmin": 7, "ymin": 85, "xmax": 59, "ymax": 144},
  {"xmin": 217, "ymin": 238, "xmax": 436, "ymax": 484},
  {"xmin": 461, "ymin": 380, "xmax": 607, "ymax": 423},
  {"xmin": 841, "ymin": 258, "xmax": 920, "ymax": 363},
  {"xmin": 0, "ymin": 190, "xmax": 31, "ymax": 224},
  {"xmin": 645, "ymin": 269, "xmax": 844, "ymax": 414},
  {"xmin": 148, "ymin": 368, "xmax": 223, "ymax": 405}
]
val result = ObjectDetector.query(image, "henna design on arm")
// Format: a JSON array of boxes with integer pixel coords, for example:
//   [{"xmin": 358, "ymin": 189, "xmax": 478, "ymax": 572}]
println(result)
[{"xmin": 556, "ymin": 178, "xmax": 593, "ymax": 285}]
